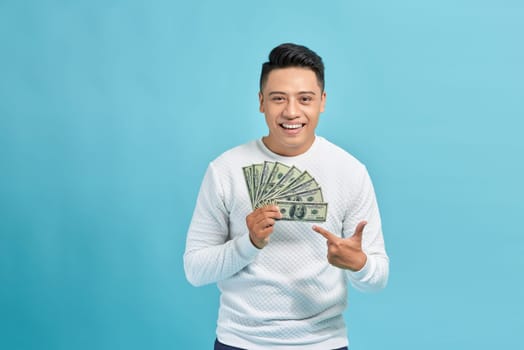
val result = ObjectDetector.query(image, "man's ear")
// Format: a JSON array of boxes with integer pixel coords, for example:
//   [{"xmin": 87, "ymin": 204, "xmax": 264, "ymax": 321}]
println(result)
[
  {"xmin": 320, "ymin": 91, "xmax": 327, "ymax": 113},
  {"xmin": 259, "ymin": 92, "xmax": 264, "ymax": 113}
]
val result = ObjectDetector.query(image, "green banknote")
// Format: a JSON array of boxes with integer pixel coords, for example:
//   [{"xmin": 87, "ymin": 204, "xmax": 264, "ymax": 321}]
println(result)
[
  {"xmin": 242, "ymin": 165, "xmax": 255, "ymax": 207},
  {"xmin": 276, "ymin": 201, "xmax": 328, "ymax": 222},
  {"xmin": 242, "ymin": 162, "xmax": 328, "ymax": 222}
]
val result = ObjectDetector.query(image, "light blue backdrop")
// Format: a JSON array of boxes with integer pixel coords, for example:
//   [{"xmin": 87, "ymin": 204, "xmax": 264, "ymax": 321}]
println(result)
[{"xmin": 1, "ymin": 1, "xmax": 523, "ymax": 349}]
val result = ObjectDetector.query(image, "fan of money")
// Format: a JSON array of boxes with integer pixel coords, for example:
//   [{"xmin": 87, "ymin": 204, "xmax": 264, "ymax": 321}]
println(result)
[{"xmin": 242, "ymin": 161, "xmax": 328, "ymax": 222}]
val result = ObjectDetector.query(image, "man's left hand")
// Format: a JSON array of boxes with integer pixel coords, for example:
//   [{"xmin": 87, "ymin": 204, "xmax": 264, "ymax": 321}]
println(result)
[{"xmin": 313, "ymin": 221, "xmax": 368, "ymax": 271}]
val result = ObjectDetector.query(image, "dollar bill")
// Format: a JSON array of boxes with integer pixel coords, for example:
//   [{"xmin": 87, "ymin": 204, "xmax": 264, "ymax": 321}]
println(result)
[
  {"xmin": 284, "ymin": 170, "xmax": 314, "ymax": 190},
  {"xmin": 276, "ymin": 201, "xmax": 328, "ymax": 222},
  {"xmin": 242, "ymin": 162, "xmax": 328, "ymax": 221},
  {"xmin": 273, "ymin": 187, "xmax": 324, "ymax": 203},
  {"xmin": 256, "ymin": 187, "xmax": 324, "ymax": 209},
  {"xmin": 254, "ymin": 161, "xmax": 276, "ymax": 206},
  {"xmin": 275, "ymin": 177, "xmax": 319, "ymax": 198},
  {"xmin": 259, "ymin": 166, "xmax": 301, "ymax": 203},
  {"xmin": 251, "ymin": 163, "xmax": 264, "ymax": 202},
  {"xmin": 257, "ymin": 162, "xmax": 290, "ymax": 202},
  {"xmin": 242, "ymin": 165, "xmax": 255, "ymax": 207}
]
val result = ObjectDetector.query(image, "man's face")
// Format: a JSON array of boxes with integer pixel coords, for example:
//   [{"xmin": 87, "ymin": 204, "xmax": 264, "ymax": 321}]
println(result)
[{"xmin": 259, "ymin": 67, "xmax": 326, "ymax": 157}]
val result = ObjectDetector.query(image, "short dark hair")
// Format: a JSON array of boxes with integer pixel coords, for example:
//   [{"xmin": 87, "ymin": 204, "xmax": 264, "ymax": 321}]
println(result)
[{"xmin": 259, "ymin": 43, "xmax": 325, "ymax": 92}]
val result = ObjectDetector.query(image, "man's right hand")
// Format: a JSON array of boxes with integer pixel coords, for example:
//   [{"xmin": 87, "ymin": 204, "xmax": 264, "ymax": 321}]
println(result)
[{"xmin": 246, "ymin": 205, "xmax": 282, "ymax": 249}]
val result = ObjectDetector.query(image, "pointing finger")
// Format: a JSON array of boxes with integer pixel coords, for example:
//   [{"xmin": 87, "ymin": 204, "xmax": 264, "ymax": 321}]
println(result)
[{"xmin": 312, "ymin": 225, "xmax": 337, "ymax": 241}]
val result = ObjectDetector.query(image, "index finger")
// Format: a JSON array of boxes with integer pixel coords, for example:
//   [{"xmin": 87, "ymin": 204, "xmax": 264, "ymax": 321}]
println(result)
[
  {"xmin": 312, "ymin": 225, "xmax": 337, "ymax": 241},
  {"xmin": 256, "ymin": 205, "xmax": 282, "ymax": 218}
]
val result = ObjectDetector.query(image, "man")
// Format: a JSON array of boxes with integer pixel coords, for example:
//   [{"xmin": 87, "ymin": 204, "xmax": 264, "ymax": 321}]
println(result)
[{"xmin": 184, "ymin": 43, "xmax": 389, "ymax": 350}]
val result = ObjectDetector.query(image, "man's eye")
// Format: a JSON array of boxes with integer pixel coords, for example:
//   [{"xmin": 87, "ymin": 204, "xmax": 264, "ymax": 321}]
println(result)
[
  {"xmin": 301, "ymin": 96, "xmax": 313, "ymax": 103},
  {"xmin": 271, "ymin": 96, "xmax": 285, "ymax": 102}
]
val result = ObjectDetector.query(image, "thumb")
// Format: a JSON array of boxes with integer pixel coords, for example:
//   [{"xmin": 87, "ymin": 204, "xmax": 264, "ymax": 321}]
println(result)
[{"xmin": 352, "ymin": 221, "xmax": 367, "ymax": 241}]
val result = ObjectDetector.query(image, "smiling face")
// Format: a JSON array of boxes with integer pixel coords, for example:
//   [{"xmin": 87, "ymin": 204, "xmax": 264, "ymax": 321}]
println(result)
[{"xmin": 259, "ymin": 67, "xmax": 326, "ymax": 157}]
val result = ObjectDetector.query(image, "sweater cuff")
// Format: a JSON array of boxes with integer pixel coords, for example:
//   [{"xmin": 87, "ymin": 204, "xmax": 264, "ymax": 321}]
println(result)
[
  {"xmin": 234, "ymin": 233, "xmax": 261, "ymax": 261},
  {"xmin": 346, "ymin": 254, "xmax": 375, "ymax": 281}
]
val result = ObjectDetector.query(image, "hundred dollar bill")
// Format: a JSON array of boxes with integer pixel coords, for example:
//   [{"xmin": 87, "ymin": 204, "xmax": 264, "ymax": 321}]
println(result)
[
  {"xmin": 276, "ymin": 178, "xmax": 319, "ymax": 198},
  {"xmin": 259, "ymin": 166, "xmax": 301, "ymax": 203},
  {"xmin": 284, "ymin": 170, "xmax": 314, "ymax": 190},
  {"xmin": 276, "ymin": 201, "xmax": 328, "ymax": 222},
  {"xmin": 272, "ymin": 187, "xmax": 324, "ymax": 203},
  {"xmin": 252, "ymin": 163, "xmax": 264, "ymax": 203},
  {"xmin": 243, "ymin": 163, "xmax": 329, "ymax": 221},
  {"xmin": 257, "ymin": 161, "xmax": 290, "ymax": 203},
  {"xmin": 257, "ymin": 187, "xmax": 324, "ymax": 209},
  {"xmin": 242, "ymin": 165, "xmax": 255, "ymax": 207},
  {"xmin": 271, "ymin": 171, "xmax": 314, "ymax": 198},
  {"xmin": 254, "ymin": 161, "xmax": 276, "ymax": 206}
]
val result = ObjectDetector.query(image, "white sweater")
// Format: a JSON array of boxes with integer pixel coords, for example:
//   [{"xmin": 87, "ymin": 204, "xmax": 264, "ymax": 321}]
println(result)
[{"xmin": 184, "ymin": 136, "xmax": 389, "ymax": 350}]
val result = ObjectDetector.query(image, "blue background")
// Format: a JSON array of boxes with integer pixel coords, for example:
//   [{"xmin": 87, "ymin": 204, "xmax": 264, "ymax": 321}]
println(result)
[{"xmin": 1, "ymin": 1, "xmax": 523, "ymax": 349}]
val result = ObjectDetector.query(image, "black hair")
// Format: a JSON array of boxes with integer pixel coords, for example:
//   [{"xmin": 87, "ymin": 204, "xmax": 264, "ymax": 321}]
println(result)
[{"xmin": 259, "ymin": 43, "xmax": 325, "ymax": 92}]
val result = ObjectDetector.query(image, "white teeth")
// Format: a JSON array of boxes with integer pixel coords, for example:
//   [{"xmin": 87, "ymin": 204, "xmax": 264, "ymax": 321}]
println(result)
[{"xmin": 282, "ymin": 123, "xmax": 302, "ymax": 129}]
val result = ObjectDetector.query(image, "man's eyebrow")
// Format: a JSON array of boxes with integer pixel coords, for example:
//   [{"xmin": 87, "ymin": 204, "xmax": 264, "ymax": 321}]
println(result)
[{"xmin": 268, "ymin": 91, "xmax": 317, "ymax": 95}]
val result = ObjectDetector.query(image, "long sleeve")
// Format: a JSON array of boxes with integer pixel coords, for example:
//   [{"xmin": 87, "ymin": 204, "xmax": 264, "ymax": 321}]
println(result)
[
  {"xmin": 344, "ymin": 167, "xmax": 389, "ymax": 292},
  {"xmin": 183, "ymin": 164, "xmax": 260, "ymax": 287}
]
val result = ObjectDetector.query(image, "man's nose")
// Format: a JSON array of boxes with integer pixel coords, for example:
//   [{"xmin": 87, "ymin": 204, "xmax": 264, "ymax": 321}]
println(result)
[{"xmin": 283, "ymin": 99, "xmax": 300, "ymax": 118}]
